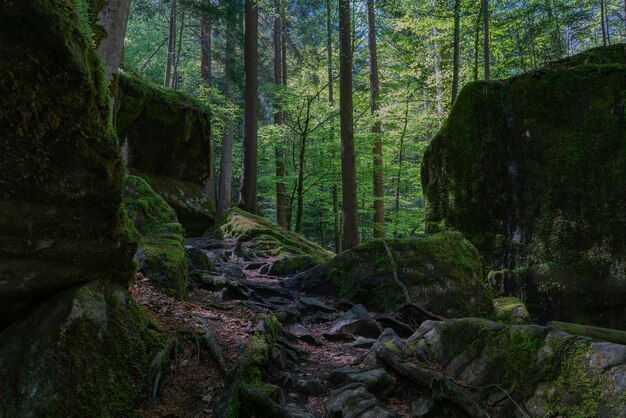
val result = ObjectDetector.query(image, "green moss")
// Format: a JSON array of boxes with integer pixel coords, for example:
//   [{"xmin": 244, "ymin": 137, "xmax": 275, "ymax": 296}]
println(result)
[
  {"xmin": 493, "ymin": 297, "xmax": 531, "ymax": 325},
  {"xmin": 123, "ymin": 176, "xmax": 188, "ymax": 299}
]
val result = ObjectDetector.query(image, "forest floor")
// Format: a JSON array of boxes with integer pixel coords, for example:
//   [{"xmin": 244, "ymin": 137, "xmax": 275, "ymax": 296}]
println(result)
[{"xmin": 130, "ymin": 236, "xmax": 418, "ymax": 417}]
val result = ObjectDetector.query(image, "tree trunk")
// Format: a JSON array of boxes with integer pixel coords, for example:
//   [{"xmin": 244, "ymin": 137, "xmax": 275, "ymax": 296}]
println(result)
[
  {"xmin": 217, "ymin": 13, "xmax": 236, "ymax": 216},
  {"xmin": 432, "ymin": 30, "xmax": 444, "ymax": 119},
  {"xmin": 451, "ymin": 0, "xmax": 461, "ymax": 105},
  {"xmin": 295, "ymin": 133, "xmax": 307, "ymax": 233},
  {"xmin": 274, "ymin": 0, "xmax": 288, "ymax": 228},
  {"xmin": 90, "ymin": 0, "xmax": 132, "ymax": 83},
  {"xmin": 200, "ymin": 15, "xmax": 217, "ymax": 204},
  {"xmin": 394, "ymin": 91, "xmax": 410, "ymax": 237},
  {"xmin": 164, "ymin": 0, "xmax": 177, "ymax": 88},
  {"xmin": 327, "ymin": 0, "xmax": 334, "ymax": 103},
  {"xmin": 482, "ymin": 0, "xmax": 490, "ymax": 81},
  {"xmin": 473, "ymin": 2, "xmax": 482, "ymax": 81},
  {"xmin": 319, "ymin": 198, "xmax": 326, "ymax": 246},
  {"xmin": 172, "ymin": 6, "xmax": 185, "ymax": 90},
  {"xmin": 332, "ymin": 185, "xmax": 341, "ymax": 253},
  {"xmin": 339, "ymin": 0, "xmax": 360, "ymax": 250},
  {"xmin": 367, "ymin": 0, "xmax": 385, "ymax": 239},
  {"xmin": 238, "ymin": 0, "xmax": 259, "ymax": 214}
]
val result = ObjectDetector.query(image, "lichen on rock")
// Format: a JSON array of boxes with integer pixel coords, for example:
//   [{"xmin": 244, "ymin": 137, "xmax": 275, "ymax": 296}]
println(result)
[
  {"xmin": 284, "ymin": 231, "xmax": 493, "ymax": 317},
  {"xmin": 422, "ymin": 44, "xmax": 626, "ymax": 328},
  {"xmin": 123, "ymin": 175, "xmax": 188, "ymax": 299}
]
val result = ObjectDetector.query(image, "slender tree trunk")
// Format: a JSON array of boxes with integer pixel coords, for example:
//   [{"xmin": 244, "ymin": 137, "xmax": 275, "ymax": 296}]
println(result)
[
  {"xmin": 295, "ymin": 133, "xmax": 307, "ymax": 233},
  {"xmin": 473, "ymin": 2, "xmax": 482, "ymax": 81},
  {"xmin": 217, "ymin": 14, "xmax": 236, "ymax": 216},
  {"xmin": 200, "ymin": 15, "xmax": 217, "ymax": 204},
  {"xmin": 394, "ymin": 91, "xmax": 410, "ymax": 237},
  {"xmin": 319, "ymin": 200, "xmax": 326, "ymax": 247},
  {"xmin": 339, "ymin": 0, "xmax": 360, "ymax": 250},
  {"xmin": 483, "ymin": 0, "xmax": 490, "ymax": 81},
  {"xmin": 516, "ymin": 30, "xmax": 526, "ymax": 72},
  {"xmin": 433, "ymin": 30, "xmax": 444, "ymax": 119},
  {"xmin": 327, "ymin": 0, "xmax": 334, "ymax": 103},
  {"xmin": 332, "ymin": 185, "xmax": 341, "ymax": 252},
  {"xmin": 238, "ymin": 0, "xmax": 259, "ymax": 214},
  {"xmin": 274, "ymin": 0, "xmax": 288, "ymax": 227},
  {"xmin": 601, "ymin": 0, "xmax": 608, "ymax": 46},
  {"xmin": 366, "ymin": 0, "xmax": 385, "ymax": 238},
  {"xmin": 172, "ymin": 6, "xmax": 185, "ymax": 90},
  {"xmin": 451, "ymin": 0, "xmax": 461, "ymax": 105},
  {"xmin": 164, "ymin": 0, "xmax": 177, "ymax": 88},
  {"xmin": 624, "ymin": 0, "xmax": 626, "ymax": 35}
]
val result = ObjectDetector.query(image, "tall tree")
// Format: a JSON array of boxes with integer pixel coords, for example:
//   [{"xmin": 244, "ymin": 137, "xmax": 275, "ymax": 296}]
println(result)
[
  {"xmin": 238, "ymin": 0, "xmax": 259, "ymax": 214},
  {"xmin": 483, "ymin": 0, "xmax": 490, "ymax": 81},
  {"xmin": 327, "ymin": 0, "xmax": 341, "ymax": 252},
  {"xmin": 451, "ymin": 0, "xmax": 461, "ymax": 104},
  {"xmin": 274, "ymin": 0, "xmax": 288, "ymax": 227},
  {"xmin": 339, "ymin": 0, "xmax": 360, "ymax": 249},
  {"xmin": 367, "ymin": 0, "xmax": 385, "ymax": 238},
  {"xmin": 200, "ymin": 14, "xmax": 217, "ymax": 204},
  {"xmin": 164, "ymin": 0, "xmax": 177, "ymax": 87},
  {"xmin": 600, "ymin": 0, "xmax": 608, "ymax": 46}
]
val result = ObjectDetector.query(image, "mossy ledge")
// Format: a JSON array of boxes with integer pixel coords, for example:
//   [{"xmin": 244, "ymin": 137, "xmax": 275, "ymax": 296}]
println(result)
[
  {"xmin": 123, "ymin": 175, "xmax": 188, "ymax": 299},
  {"xmin": 283, "ymin": 231, "xmax": 493, "ymax": 317},
  {"xmin": 422, "ymin": 44, "xmax": 626, "ymax": 328}
]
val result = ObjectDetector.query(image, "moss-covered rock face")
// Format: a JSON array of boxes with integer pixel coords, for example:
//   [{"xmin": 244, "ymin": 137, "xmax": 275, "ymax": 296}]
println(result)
[
  {"xmin": 210, "ymin": 208, "xmax": 333, "ymax": 275},
  {"xmin": 0, "ymin": 281, "xmax": 165, "ymax": 417},
  {"xmin": 422, "ymin": 45, "xmax": 626, "ymax": 328},
  {"xmin": 0, "ymin": 0, "xmax": 137, "ymax": 328},
  {"xmin": 123, "ymin": 175, "xmax": 188, "ymax": 299},
  {"xmin": 411, "ymin": 318, "xmax": 626, "ymax": 418},
  {"xmin": 117, "ymin": 71, "xmax": 216, "ymax": 235},
  {"xmin": 284, "ymin": 231, "xmax": 492, "ymax": 317},
  {"xmin": 493, "ymin": 296, "xmax": 531, "ymax": 325}
]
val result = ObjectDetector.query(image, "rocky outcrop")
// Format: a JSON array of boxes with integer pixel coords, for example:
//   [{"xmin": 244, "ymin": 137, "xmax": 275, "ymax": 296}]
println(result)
[
  {"xmin": 421, "ymin": 45, "xmax": 626, "ymax": 328},
  {"xmin": 123, "ymin": 175, "xmax": 188, "ymax": 299},
  {"xmin": 409, "ymin": 318, "xmax": 626, "ymax": 417},
  {"xmin": 283, "ymin": 232, "xmax": 492, "ymax": 317},
  {"xmin": 210, "ymin": 208, "xmax": 334, "ymax": 275},
  {"xmin": 116, "ymin": 71, "xmax": 216, "ymax": 235},
  {"xmin": 0, "ymin": 0, "xmax": 163, "ymax": 414}
]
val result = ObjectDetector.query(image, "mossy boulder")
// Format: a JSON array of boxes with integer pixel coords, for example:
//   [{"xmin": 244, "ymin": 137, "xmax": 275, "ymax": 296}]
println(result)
[
  {"xmin": 493, "ymin": 296, "xmax": 531, "ymax": 325},
  {"xmin": 283, "ymin": 231, "xmax": 493, "ymax": 317},
  {"xmin": 117, "ymin": 71, "xmax": 216, "ymax": 235},
  {"xmin": 0, "ymin": 280, "xmax": 165, "ymax": 417},
  {"xmin": 123, "ymin": 175, "xmax": 188, "ymax": 299},
  {"xmin": 0, "ymin": 0, "xmax": 136, "ymax": 328},
  {"xmin": 410, "ymin": 318, "xmax": 626, "ymax": 417},
  {"xmin": 422, "ymin": 45, "xmax": 626, "ymax": 328},
  {"xmin": 209, "ymin": 208, "xmax": 333, "ymax": 275}
]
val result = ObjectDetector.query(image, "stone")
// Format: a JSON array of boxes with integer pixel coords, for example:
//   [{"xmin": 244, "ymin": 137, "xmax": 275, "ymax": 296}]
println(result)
[
  {"xmin": 421, "ymin": 45, "xmax": 626, "ymax": 328},
  {"xmin": 298, "ymin": 296, "xmax": 336, "ymax": 315},
  {"xmin": 284, "ymin": 405, "xmax": 315, "ymax": 418},
  {"xmin": 123, "ymin": 175, "xmax": 188, "ymax": 299},
  {"xmin": 367, "ymin": 328, "xmax": 408, "ymax": 356},
  {"xmin": 410, "ymin": 317, "xmax": 626, "ymax": 417},
  {"xmin": 185, "ymin": 245, "xmax": 214, "ymax": 273},
  {"xmin": 295, "ymin": 379, "xmax": 328, "ymax": 396},
  {"xmin": 411, "ymin": 396, "xmax": 437, "ymax": 418},
  {"xmin": 325, "ymin": 383, "xmax": 396, "ymax": 418},
  {"xmin": 283, "ymin": 232, "xmax": 492, "ymax": 317},
  {"xmin": 117, "ymin": 71, "xmax": 216, "ymax": 235},
  {"xmin": 329, "ymin": 305, "xmax": 382, "ymax": 339},
  {"xmin": 289, "ymin": 324, "xmax": 323, "ymax": 346},
  {"xmin": 351, "ymin": 337, "xmax": 378, "ymax": 349},
  {"xmin": 327, "ymin": 367, "xmax": 395, "ymax": 399},
  {"xmin": 209, "ymin": 208, "xmax": 333, "ymax": 273},
  {"xmin": 493, "ymin": 297, "xmax": 531, "ymax": 324}
]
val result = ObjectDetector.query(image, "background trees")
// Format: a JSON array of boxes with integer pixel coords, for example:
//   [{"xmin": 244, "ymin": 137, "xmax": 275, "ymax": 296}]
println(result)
[{"xmin": 123, "ymin": 0, "xmax": 626, "ymax": 250}]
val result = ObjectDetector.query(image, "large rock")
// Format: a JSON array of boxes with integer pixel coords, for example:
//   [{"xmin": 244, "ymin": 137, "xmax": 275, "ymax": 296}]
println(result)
[
  {"xmin": 123, "ymin": 175, "xmax": 188, "ymax": 299},
  {"xmin": 283, "ymin": 232, "xmax": 492, "ymax": 317},
  {"xmin": 421, "ymin": 45, "xmax": 626, "ymax": 328},
  {"xmin": 410, "ymin": 318, "xmax": 626, "ymax": 417},
  {"xmin": 0, "ymin": 1, "xmax": 161, "ymax": 414},
  {"xmin": 210, "ymin": 208, "xmax": 333, "ymax": 274},
  {"xmin": 0, "ymin": 281, "xmax": 165, "ymax": 417},
  {"xmin": 116, "ymin": 71, "xmax": 216, "ymax": 235},
  {"xmin": 0, "ymin": 0, "xmax": 136, "ymax": 328}
]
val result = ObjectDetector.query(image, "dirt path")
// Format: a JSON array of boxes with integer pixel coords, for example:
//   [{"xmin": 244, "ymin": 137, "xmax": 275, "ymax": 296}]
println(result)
[{"xmin": 130, "ymin": 237, "xmax": 420, "ymax": 417}]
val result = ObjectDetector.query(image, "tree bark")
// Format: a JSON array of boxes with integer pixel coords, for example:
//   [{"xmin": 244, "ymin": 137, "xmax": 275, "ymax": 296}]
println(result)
[
  {"xmin": 164, "ymin": 0, "xmax": 177, "ymax": 88},
  {"xmin": 238, "ymin": 0, "xmax": 259, "ymax": 214},
  {"xmin": 451, "ymin": 0, "xmax": 461, "ymax": 105},
  {"xmin": 172, "ymin": 6, "xmax": 185, "ymax": 90},
  {"xmin": 90, "ymin": 0, "xmax": 132, "ymax": 83},
  {"xmin": 339, "ymin": 0, "xmax": 360, "ymax": 250},
  {"xmin": 601, "ymin": 0, "xmax": 609, "ymax": 46},
  {"xmin": 473, "ymin": 2, "xmax": 482, "ymax": 81},
  {"xmin": 432, "ymin": 29, "xmax": 444, "ymax": 119},
  {"xmin": 295, "ymin": 132, "xmax": 307, "ymax": 233},
  {"xmin": 327, "ymin": 0, "xmax": 334, "ymax": 104},
  {"xmin": 367, "ymin": 0, "xmax": 385, "ymax": 239},
  {"xmin": 274, "ymin": 0, "xmax": 288, "ymax": 228},
  {"xmin": 482, "ymin": 0, "xmax": 490, "ymax": 81},
  {"xmin": 217, "ymin": 12, "xmax": 236, "ymax": 216},
  {"xmin": 200, "ymin": 15, "xmax": 217, "ymax": 204}
]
